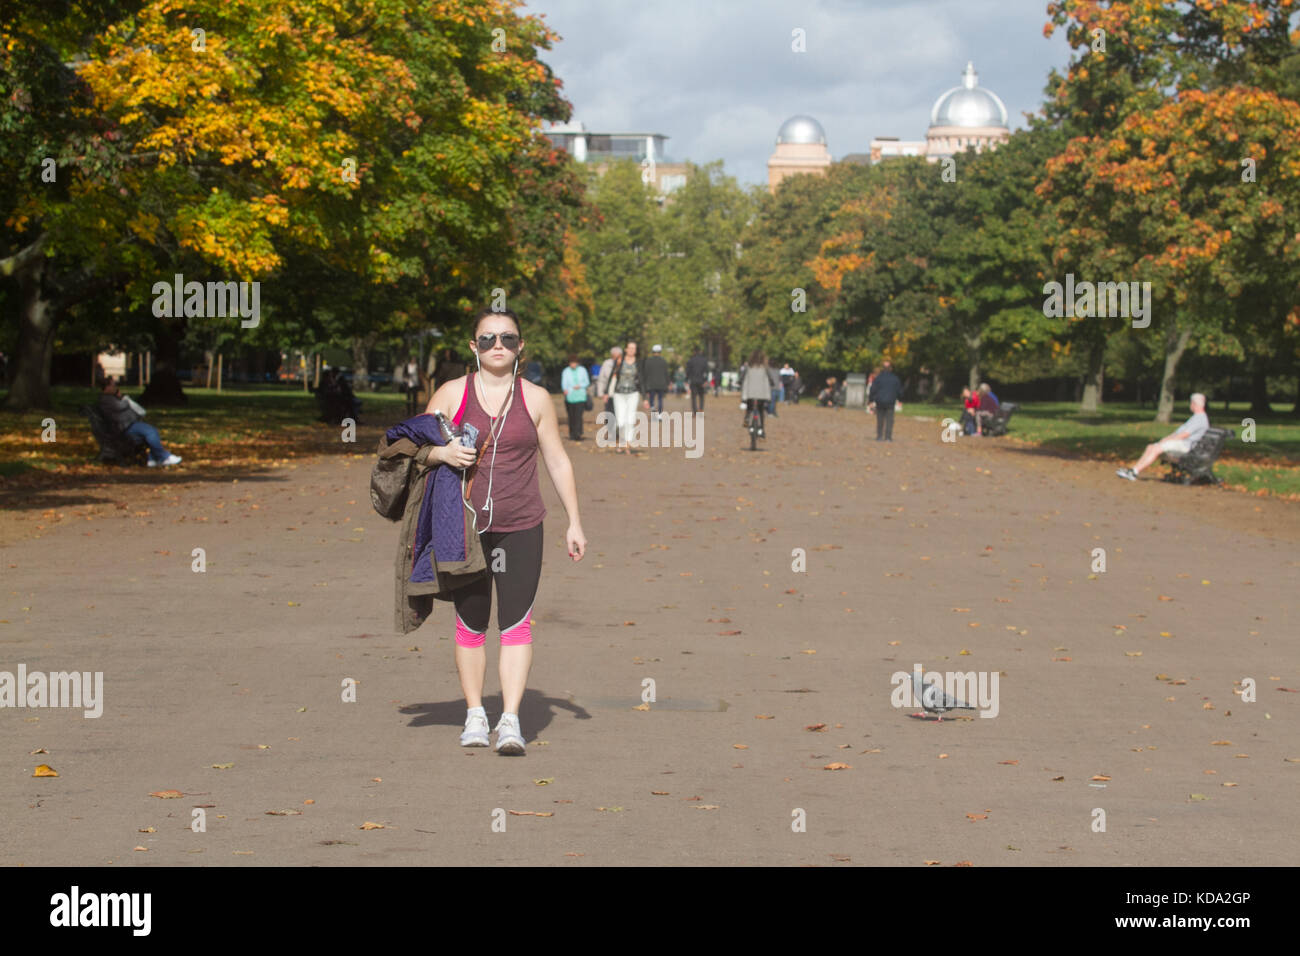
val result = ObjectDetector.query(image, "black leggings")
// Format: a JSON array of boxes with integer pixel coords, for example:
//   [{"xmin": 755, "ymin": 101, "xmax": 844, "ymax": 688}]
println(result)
[
  {"xmin": 745, "ymin": 399, "xmax": 767, "ymax": 430},
  {"xmin": 452, "ymin": 522, "xmax": 543, "ymax": 646}
]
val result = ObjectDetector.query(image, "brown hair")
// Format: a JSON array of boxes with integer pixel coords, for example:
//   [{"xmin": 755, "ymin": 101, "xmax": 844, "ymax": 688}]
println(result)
[{"xmin": 473, "ymin": 307, "xmax": 521, "ymax": 337}]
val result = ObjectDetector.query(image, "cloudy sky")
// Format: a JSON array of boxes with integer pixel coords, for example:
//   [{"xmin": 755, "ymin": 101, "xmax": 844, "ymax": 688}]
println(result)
[{"xmin": 523, "ymin": 0, "xmax": 1078, "ymax": 187}]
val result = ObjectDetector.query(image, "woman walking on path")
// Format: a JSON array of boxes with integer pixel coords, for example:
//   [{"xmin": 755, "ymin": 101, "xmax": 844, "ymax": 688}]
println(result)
[
  {"xmin": 609, "ymin": 341, "xmax": 649, "ymax": 454},
  {"xmin": 424, "ymin": 308, "xmax": 586, "ymax": 755},
  {"xmin": 561, "ymin": 354, "xmax": 590, "ymax": 440},
  {"xmin": 740, "ymin": 349, "xmax": 778, "ymax": 439}
]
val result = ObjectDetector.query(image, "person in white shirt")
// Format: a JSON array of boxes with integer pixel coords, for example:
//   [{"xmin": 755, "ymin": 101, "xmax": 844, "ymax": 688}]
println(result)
[{"xmin": 1116, "ymin": 393, "xmax": 1210, "ymax": 481}]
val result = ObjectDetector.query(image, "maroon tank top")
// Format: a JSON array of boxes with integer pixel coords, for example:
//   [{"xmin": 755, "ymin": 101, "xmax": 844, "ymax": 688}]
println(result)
[{"xmin": 453, "ymin": 373, "xmax": 546, "ymax": 532}]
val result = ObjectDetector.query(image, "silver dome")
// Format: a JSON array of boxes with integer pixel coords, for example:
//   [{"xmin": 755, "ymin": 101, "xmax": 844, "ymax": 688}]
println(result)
[
  {"xmin": 776, "ymin": 115, "xmax": 827, "ymax": 145},
  {"xmin": 929, "ymin": 62, "xmax": 1008, "ymax": 128}
]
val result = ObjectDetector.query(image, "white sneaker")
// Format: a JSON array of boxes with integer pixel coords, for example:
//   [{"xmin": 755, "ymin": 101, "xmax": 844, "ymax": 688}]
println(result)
[
  {"xmin": 160, "ymin": 454, "xmax": 182, "ymax": 466},
  {"xmin": 460, "ymin": 712, "xmax": 490, "ymax": 747},
  {"xmin": 1116, "ymin": 467, "xmax": 1136, "ymax": 481},
  {"xmin": 494, "ymin": 713, "xmax": 526, "ymax": 755}
]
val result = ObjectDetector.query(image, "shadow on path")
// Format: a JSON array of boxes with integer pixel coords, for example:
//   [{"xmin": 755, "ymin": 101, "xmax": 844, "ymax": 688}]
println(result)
[{"xmin": 400, "ymin": 688, "xmax": 592, "ymax": 738}]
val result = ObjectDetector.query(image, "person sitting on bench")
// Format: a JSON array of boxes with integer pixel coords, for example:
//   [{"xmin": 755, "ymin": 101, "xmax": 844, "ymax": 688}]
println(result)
[
  {"xmin": 975, "ymin": 383, "xmax": 1000, "ymax": 436},
  {"xmin": 817, "ymin": 377, "xmax": 839, "ymax": 407},
  {"xmin": 98, "ymin": 376, "xmax": 182, "ymax": 467},
  {"xmin": 1116, "ymin": 393, "xmax": 1208, "ymax": 481}
]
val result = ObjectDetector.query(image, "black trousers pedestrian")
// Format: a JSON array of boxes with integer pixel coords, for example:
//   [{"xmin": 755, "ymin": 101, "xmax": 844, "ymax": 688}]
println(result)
[
  {"xmin": 565, "ymin": 401, "xmax": 584, "ymax": 439},
  {"xmin": 876, "ymin": 405, "xmax": 895, "ymax": 440},
  {"xmin": 690, "ymin": 384, "xmax": 706, "ymax": 413}
]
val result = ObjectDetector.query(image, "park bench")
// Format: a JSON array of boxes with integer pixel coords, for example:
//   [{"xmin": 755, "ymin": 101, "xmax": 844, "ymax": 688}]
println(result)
[
  {"xmin": 979, "ymin": 401, "xmax": 1017, "ymax": 437},
  {"xmin": 79, "ymin": 403, "xmax": 148, "ymax": 465},
  {"xmin": 1162, "ymin": 425, "xmax": 1234, "ymax": 486}
]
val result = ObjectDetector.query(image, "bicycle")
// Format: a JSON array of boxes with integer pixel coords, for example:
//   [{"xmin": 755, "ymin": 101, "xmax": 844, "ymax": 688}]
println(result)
[{"xmin": 743, "ymin": 399, "xmax": 766, "ymax": 451}]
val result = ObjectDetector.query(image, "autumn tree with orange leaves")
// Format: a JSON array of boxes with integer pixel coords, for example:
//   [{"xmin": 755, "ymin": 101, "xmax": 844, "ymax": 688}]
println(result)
[
  {"xmin": 1040, "ymin": 0, "xmax": 1300, "ymax": 416},
  {"xmin": 1, "ymin": 0, "xmax": 583, "ymax": 409}
]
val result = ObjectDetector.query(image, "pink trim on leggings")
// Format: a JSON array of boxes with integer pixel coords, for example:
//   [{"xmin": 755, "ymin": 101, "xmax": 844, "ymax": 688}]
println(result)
[
  {"xmin": 499, "ymin": 604, "xmax": 534, "ymax": 646},
  {"xmin": 455, "ymin": 614, "xmax": 486, "ymax": 648}
]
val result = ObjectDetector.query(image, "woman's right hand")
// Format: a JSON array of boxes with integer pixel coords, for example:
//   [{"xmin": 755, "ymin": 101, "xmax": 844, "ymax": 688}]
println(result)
[{"xmin": 436, "ymin": 441, "xmax": 478, "ymax": 469}]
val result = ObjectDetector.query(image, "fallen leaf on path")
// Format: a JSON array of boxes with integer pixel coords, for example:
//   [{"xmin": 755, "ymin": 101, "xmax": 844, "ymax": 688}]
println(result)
[
  {"xmin": 733, "ymin": 744, "xmax": 748, "ymax": 750},
  {"xmin": 211, "ymin": 763, "xmax": 234, "ymax": 770},
  {"xmin": 965, "ymin": 813, "xmax": 988, "ymax": 821},
  {"xmin": 29, "ymin": 748, "xmax": 47, "ymax": 755},
  {"xmin": 1091, "ymin": 775, "xmax": 1111, "ymax": 781},
  {"xmin": 149, "ymin": 790, "xmax": 183, "ymax": 798},
  {"xmin": 1189, "ymin": 793, "xmax": 1209, "ymax": 801},
  {"xmin": 754, "ymin": 714, "xmax": 774, "ymax": 719},
  {"xmin": 534, "ymin": 778, "xmax": 554, "ymax": 786},
  {"xmin": 359, "ymin": 822, "xmax": 386, "ymax": 829},
  {"xmin": 33, "ymin": 764, "xmax": 58, "ymax": 777},
  {"xmin": 632, "ymin": 702, "xmax": 650, "ymax": 711},
  {"xmin": 266, "ymin": 809, "xmax": 302, "ymax": 816},
  {"xmin": 1052, "ymin": 776, "xmax": 1065, "ymax": 781},
  {"xmin": 508, "ymin": 811, "xmax": 554, "ymax": 817},
  {"xmin": 718, "ymin": 630, "xmax": 742, "ymax": 636},
  {"xmin": 1211, "ymin": 741, "xmax": 1232, "ymax": 746},
  {"xmin": 998, "ymin": 760, "xmax": 1019, "ymax": 765},
  {"xmin": 650, "ymin": 791, "xmax": 669, "ymax": 796},
  {"xmin": 137, "ymin": 827, "xmax": 156, "ymax": 833},
  {"xmin": 691, "ymin": 805, "xmax": 719, "ymax": 810},
  {"xmin": 823, "ymin": 762, "xmax": 851, "ymax": 770},
  {"xmin": 595, "ymin": 806, "xmax": 625, "ymax": 812}
]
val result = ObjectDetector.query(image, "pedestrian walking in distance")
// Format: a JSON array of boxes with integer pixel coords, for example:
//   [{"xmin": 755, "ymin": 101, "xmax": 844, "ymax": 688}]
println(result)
[
  {"xmin": 561, "ymin": 354, "xmax": 590, "ymax": 440},
  {"xmin": 868, "ymin": 359, "xmax": 903, "ymax": 441}
]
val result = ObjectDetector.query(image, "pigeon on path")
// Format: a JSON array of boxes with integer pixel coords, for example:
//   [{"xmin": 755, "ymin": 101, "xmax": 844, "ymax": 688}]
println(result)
[{"xmin": 910, "ymin": 672, "xmax": 977, "ymax": 722}]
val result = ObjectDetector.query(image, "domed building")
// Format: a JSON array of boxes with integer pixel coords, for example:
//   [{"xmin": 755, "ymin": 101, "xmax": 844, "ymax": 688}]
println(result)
[
  {"xmin": 834, "ymin": 62, "xmax": 1010, "ymax": 167},
  {"xmin": 924, "ymin": 62, "xmax": 1009, "ymax": 159},
  {"xmin": 767, "ymin": 114, "xmax": 831, "ymax": 191}
]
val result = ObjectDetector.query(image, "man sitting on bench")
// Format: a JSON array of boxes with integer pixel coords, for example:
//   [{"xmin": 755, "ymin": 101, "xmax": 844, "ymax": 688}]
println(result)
[
  {"xmin": 99, "ymin": 376, "xmax": 183, "ymax": 467},
  {"xmin": 1116, "ymin": 393, "xmax": 1208, "ymax": 481}
]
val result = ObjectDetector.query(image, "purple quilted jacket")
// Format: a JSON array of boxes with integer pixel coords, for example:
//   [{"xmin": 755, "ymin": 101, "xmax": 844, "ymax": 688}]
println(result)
[{"xmin": 383, "ymin": 416, "xmax": 470, "ymax": 582}]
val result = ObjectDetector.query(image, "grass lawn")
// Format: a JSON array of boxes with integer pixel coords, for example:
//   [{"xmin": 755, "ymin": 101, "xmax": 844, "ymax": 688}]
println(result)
[
  {"xmin": 0, "ymin": 384, "xmax": 410, "ymax": 481},
  {"xmin": 897, "ymin": 400, "xmax": 1300, "ymax": 498}
]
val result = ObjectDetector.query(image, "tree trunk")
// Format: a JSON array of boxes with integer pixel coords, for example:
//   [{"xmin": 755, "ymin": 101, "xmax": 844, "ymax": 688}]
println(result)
[
  {"xmin": 1292, "ymin": 370, "xmax": 1300, "ymax": 418},
  {"xmin": 351, "ymin": 333, "xmax": 377, "ymax": 391},
  {"xmin": 964, "ymin": 333, "xmax": 981, "ymax": 392},
  {"xmin": 140, "ymin": 322, "xmax": 188, "ymax": 405},
  {"xmin": 3, "ymin": 256, "xmax": 56, "ymax": 410},
  {"xmin": 1248, "ymin": 364, "xmax": 1271, "ymax": 417},
  {"xmin": 1079, "ymin": 340, "xmax": 1104, "ymax": 413},
  {"xmin": 1154, "ymin": 327, "xmax": 1192, "ymax": 423}
]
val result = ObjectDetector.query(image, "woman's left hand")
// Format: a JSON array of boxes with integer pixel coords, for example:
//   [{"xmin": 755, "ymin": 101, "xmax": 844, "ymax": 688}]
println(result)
[{"xmin": 566, "ymin": 523, "xmax": 587, "ymax": 562}]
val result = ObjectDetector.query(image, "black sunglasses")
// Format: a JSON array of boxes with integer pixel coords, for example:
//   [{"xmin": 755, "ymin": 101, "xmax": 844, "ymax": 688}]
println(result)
[{"xmin": 476, "ymin": 332, "xmax": 520, "ymax": 352}]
